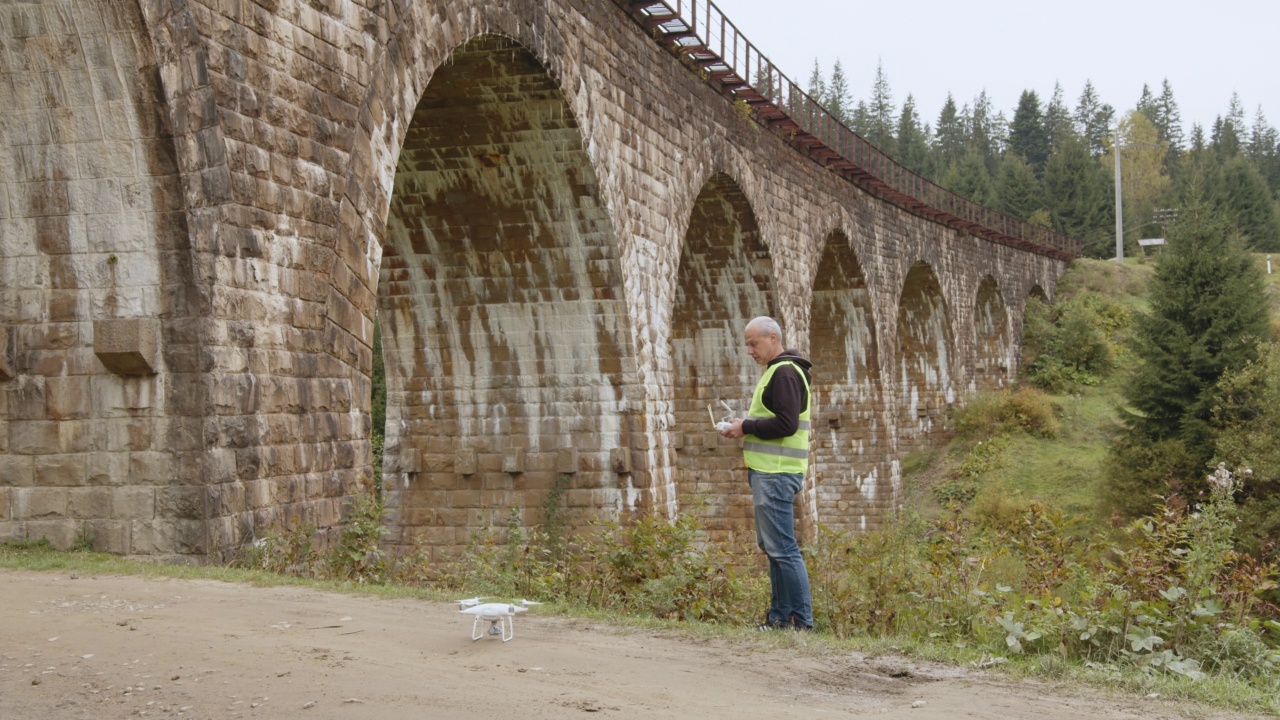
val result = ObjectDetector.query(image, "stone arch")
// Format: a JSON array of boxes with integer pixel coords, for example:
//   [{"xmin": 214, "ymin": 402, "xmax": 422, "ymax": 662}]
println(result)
[
  {"xmin": 378, "ymin": 34, "xmax": 639, "ymax": 561},
  {"xmin": 0, "ymin": 0, "xmax": 199, "ymax": 556},
  {"xmin": 669, "ymin": 172, "xmax": 775, "ymax": 543},
  {"xmin": 895, "ymin": 261, "xmax": 956, "ymax": 454},
  {"xmin": 972, "ymin": 275, "xmax": 1011, "ymax": 390},
  {"xmin": 809, "ymin": 230, "xmax": 894, "ymax": 532},
  {"xmin": 1019, "ymin": 284, "xmax": 1052, "ymax": 374}
]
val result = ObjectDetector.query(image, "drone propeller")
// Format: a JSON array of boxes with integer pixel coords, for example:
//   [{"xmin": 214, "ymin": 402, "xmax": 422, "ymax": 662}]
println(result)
[
  {"xmin": 456, "ymin": 596, "xmax": 491, "ymax": 609},
  {"xmin": 517, "ymin": 599, "xmax": 543, "ymax": 607}
]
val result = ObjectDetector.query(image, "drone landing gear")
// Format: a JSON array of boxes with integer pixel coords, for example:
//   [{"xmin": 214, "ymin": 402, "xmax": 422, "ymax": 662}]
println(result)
[{"xmin": 471, "ymin": 616, "xmax": 515, "ymax": 642}]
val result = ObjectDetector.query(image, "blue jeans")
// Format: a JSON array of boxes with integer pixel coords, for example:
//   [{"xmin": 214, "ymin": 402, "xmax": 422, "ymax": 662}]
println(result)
[{"xmin": 748, "ymin": 469, "xmax": 813, "ymax": 628}]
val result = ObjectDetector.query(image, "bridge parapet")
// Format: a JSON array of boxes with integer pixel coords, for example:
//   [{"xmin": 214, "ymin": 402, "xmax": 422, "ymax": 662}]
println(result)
[{"xmin": 619, "ymin": 0, "xmax": 1081, "ymax": 260}]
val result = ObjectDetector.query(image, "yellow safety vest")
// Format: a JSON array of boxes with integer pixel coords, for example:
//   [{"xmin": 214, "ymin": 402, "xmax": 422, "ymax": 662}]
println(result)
[{"xmin": 742, "ymin": 360, "xmax": 811, "ymax": 474}]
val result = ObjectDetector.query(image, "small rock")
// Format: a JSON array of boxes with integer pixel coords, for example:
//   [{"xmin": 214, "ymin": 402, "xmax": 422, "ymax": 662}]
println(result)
[
  {"xmin": 1144, "ymin": 693, "xmax": 1161, "ymax": 700},
  {"xmin": 342, "ymin": 699, "xmax": 364, "ymax": 704},
  {"xmin": 303, "ymin": 701, "xmax": 316, "ymax": 709},
  {"xmin": 70, "ymin": 572, "xmax": 79, "ymax": 580},
  {"xmin": 117, "ymin": 620, "xmax": 129, "ymax": 627},
  {"xmin": 911, "ymin": 700, "xmax": 927, "ymax": 708},
  {"xmin": 171, "ymin": 675, "xmax": 180, "ymax": 681},
  {"xmin": 31, "ymin": 677, "xmax": 41, "ymax": 686}
]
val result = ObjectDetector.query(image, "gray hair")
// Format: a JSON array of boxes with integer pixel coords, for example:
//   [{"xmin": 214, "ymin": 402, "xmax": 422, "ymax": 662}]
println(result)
[{"xmin": 746, "ymin": 316, "xmax": 784, "ymax": 344}]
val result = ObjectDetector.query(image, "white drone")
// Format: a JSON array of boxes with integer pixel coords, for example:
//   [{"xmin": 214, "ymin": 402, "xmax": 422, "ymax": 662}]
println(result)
[{"xmin": 456, "ymin": 597, "xmax": 543, "ymax": 642}]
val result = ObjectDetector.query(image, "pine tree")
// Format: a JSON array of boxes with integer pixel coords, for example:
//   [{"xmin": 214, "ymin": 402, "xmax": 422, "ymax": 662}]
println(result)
[
  {"xmin": 993, "ymin": 152, "xmax": 1041, "ymax": 220},
  {"xmin": 1042, "ymin": 134, "xmax": 1114, "ymax": 257},
  {"xmin": 934, "ymin": 94, "xmax": 966, "ymax": 173},
  {"xmin": 896, "ymin": 94, "xmax": 930, "ymax": 174},
  {"xmin": 1044, "ymin": 82, "xmax": 1074, "ymax": 154},
  {"xmin": 806, "ymin": 58, "xmax": 828, "ymax": 110},
  {"xmin": 827, "ymin": 59, "xmax": 852, "ymax": 124},
  {"xmin": 944, "ymin": 147, "xmax": 993, "ymax": 205},
  {"xmin": 1221, "ymin": 157, "xmax": 1280, "ymax": 251},
  {"xmin": 1212, "ymin": 115, "xmax": 1242, "ymax": 158},
  {"xmin": 1135, "ymin": 83, "xmax": 1157, "ymax": 124},
  {"xmin": 851, "ymin": 99, "xmax": 872, "ymax": 138},
  {"xmin": 866, "ymin": 60, "xmax": 896, "ymax": 156},
  {"xmin": 1154, "ymin": 79, "xmax": 1185, "ymax": 159},
  {"xmin": 1117, "ymin": 200, "xmax": 1269, "ymax": 478},
  {"xmin": 1189, "ymin": 122, "xmax": 1207, "ymax": 154},
  {"xmin": 1228, "ymin": 92, "xmax": 1247, "ymax": 132},
  {"xmin": 1075, "ymin": 81, "xmax": 1115, "ymax": 157},
  {"xmin": 1009, "ymin": 89, "xmax": 1050, "ymax": 174},
  {"xmin": 1247, "ymin": 106, "xmax": 1280, "ymax": 195},
  {"xmin": 970, "ymin": 91, "xmax": 1000, "ymax": 171}
]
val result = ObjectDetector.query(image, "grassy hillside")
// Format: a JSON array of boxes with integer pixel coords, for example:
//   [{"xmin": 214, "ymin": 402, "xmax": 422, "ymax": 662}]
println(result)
[
  {"xmin": 906, "ymin": 253, "xmax": 1279, "ymax": 531},
  {"xmin": 903, "ymin": 258, "xmax": 1158, "ymax": 530}
]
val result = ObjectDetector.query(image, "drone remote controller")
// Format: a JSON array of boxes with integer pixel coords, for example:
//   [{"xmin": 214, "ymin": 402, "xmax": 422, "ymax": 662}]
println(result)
[{"xmin": 715, "ymin": 421, "xmax": 732, "ymax": 432}]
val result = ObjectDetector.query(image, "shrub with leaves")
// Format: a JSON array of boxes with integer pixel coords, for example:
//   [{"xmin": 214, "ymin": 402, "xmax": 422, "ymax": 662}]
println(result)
[
  {"xmin": 1023, "ymin": 294, "xmax": 1120, "ymax": 393},
  {"xmin": 1212, "ymin": 342, "xmax": 1280, "ymax": 560},
  {"xmin": 954, "ymin": 388, "xmax": 1059, "ymax": 439}
]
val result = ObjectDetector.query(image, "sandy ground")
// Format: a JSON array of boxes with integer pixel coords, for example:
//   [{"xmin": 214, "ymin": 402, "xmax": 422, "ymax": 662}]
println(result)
[{"xmin": 0, "ymin": 569, "xmax": 1264, "ymax": 720}]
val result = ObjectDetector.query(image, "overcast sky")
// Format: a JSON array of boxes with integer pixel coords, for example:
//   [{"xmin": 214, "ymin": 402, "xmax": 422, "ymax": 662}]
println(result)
[{"xmin": 712, "ymin": 0, "xmax": 1279, "ymax": 135}]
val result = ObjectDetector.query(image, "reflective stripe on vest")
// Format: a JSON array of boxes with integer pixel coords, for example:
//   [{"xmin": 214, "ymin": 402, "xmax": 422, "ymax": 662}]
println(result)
[{"xmin": 741, "ymin": 360, "xmax": 811, "ymax": 474}]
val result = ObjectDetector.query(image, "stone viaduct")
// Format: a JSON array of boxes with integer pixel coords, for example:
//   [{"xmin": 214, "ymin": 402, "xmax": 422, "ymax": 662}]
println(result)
[{"xmin": 0, "ymin": 0, "xmax": 1075, "ymax": 561}]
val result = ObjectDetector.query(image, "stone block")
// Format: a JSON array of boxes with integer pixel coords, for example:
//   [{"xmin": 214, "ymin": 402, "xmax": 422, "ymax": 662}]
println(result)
[
  {"xmin": 156, "ymin": 486, "xmax": 206, "ymax": 519},
  {"xmin": 454, "ymin": 448, "xmax": 477, "ymax": 475},
  {"xmin": 86, "ymin": 452, "xmax": 130, "ymax": 485},
  {"xmin": 35, "ymin": 454, "xmax": 87, "ymax": 486},
  {"xmin": 93, "ymin": 318, "xmax": 160, "ymax": 375},
  {"xmin": 609, "ymin": 447, "xmax": 632, "ymax": 474},
  {"xmin": 69, "ymin": 487, "xmax": 113, "ymax": 519},
  {"xmin": 0, "ymin": 489, "xmax": 10, "ymax": 520},
  {"xmin": 129, "ymin": 451, "xmax": 174, "ymax": 483},
  {"xmin": 112, "ymin": 486, "xmax": 155, "ymax": 520},
  {"xmin": 16, "ymin": 487, "xmax": 69, "ymax": 519},
  {"xmin": 502, "ymin": 447, "xmax": 525, "ymax": 473},
  {"xmin": 130, "ymin": 519, "xmax": 206, "ymax": 555},
  {"xmin": 45, "ymin": 375, "xmax": 91, "ymax": 419},
  {"xmin": 24, "ymin": 520, "xmax": 78, "ymax": 550},
  {"xmin": 83, "ymin": 520, "xmax": 130, "ymax": 554},
  {"xmin": 556, "ymin": 448, "xmax": 578, "ymax": 474},
  {"xmin": 397, "ymin": 448, "xmax": 419, "ymax": 472},
  {"xmin": 0, "ymin": 455, "xmax": 35, "ymax": 486}
]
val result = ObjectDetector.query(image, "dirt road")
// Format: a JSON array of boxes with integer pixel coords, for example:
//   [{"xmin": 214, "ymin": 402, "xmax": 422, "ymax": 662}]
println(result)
[{"xmin": 0, "ymin": 569, "xmax": 1260, "ymax": 719}]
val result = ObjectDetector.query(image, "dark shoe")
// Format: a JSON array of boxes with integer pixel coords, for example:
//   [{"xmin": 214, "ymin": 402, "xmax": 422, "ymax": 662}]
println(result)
[
  {"xmin": 790, "ymin": 614, "xmax": 814, "ymax": 632},
  {"xmin": 756, "ymin": 616, "xmax": 788, "ymax": 631}
]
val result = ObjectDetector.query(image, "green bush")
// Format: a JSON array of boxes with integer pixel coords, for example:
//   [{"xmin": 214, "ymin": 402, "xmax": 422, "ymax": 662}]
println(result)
[
  {"xmin": 232, "ymin": 490, "xmax": 422, "ymax": 584},
  {"xmin": 955, "ymin": 388, "xmax": 1059, "ymax": 439},
  {"xmin": 435, "ymin": 509, "xmax": 766, "ymax": 625},
  {"xmin": 1023, "ymin": 295, "xmax": 1120, "ymax": 393},
  {"xmin": 1102, "ymin": 434, "xmax": 1201, "ymax": 519},
  {"xmin": 1212, "ymin": 342, "xmax": 1280, "ymax": 560}
]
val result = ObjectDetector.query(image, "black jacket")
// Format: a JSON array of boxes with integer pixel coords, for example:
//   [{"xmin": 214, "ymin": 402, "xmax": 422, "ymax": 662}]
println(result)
[{"xmin": 742, "ymin": 351, "xmax": 812, "ymax": 440}]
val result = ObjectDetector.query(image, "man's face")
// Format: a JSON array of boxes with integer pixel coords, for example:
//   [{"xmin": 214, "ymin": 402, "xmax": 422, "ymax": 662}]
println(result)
[{"xmin": 745, "ymin": 326, "xmax": 778, "ymax": 366}]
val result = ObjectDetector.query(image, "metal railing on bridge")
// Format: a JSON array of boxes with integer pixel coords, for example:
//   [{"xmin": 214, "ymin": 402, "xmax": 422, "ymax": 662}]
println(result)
[{"xmin": 617, "ymin": 0, "xmax": 1082, "ymax": 260}]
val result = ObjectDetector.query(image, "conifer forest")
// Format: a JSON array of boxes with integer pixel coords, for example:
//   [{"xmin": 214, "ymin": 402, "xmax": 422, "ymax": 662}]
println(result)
[{"xmin": 805, "ymin": 60, "xmax": 1280, "ymax": 256}]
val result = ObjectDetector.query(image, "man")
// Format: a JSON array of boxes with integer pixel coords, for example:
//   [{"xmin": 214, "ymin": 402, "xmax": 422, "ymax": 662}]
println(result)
[{"xmin": 719, "ymin": 316, "xmax": 814, "ymax": 631}]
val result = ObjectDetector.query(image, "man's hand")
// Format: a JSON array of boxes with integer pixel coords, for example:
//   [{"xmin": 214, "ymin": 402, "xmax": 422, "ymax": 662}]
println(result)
[{"xmin": 719, "ymin": 418, "xmax": 746, "ymax": 439}]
